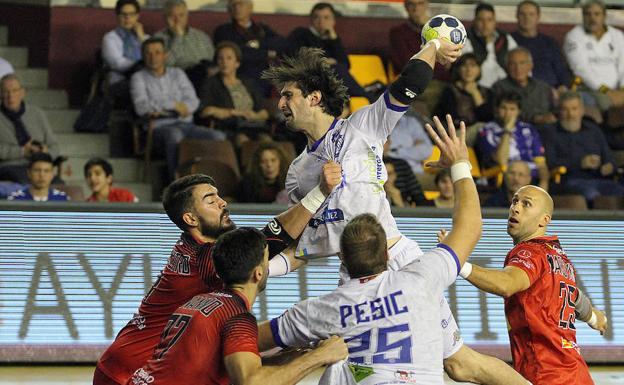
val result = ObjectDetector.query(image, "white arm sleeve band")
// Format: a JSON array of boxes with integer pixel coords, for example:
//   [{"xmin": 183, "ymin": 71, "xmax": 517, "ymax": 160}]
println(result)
[{"xmin": 268, "ymin": 253, "xmax": 291, "ymax": 277}]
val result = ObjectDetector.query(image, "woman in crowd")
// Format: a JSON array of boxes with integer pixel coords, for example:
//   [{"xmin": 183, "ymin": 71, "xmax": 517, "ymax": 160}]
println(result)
[
  {"xmin": 196, "ymin": 41, "xmax": 270, "ymax": 148},
  {"xmin": 85, "ymin": 158, "xmax": 138, "ymax": 203},
  {"xmin": 238, "ymin": 142, "xmax": 288, "ymax": 203},
  {"xmin": 435, "ymin": 53, "xmax": 493, "ymax": 144}
]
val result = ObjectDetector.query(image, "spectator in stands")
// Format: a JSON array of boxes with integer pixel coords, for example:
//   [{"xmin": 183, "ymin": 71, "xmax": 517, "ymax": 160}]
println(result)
[
  {"xmin": 477, "ymin": 92, "xmax": 549, "ymax": 191},
  {"xmin": 491, "ymin": 47, "xmax": 556, "ymax": 126},
  {"xmin": 386, "ymin": 109, "xmax": 432, "ymax": 175},
  {"xmin": 435, "ymin": 53, "xmax": 493, "ymax": 134},
  {"xmin": 484, "ymin": 159, "xmax": 532, "ymax": 207},
  {"xmin": 196, "ymin": 41, "xmax": 270, "ymax": 148},
  {"xmin": 564, "ymin": 0, "xmax": 624, "ymax": 111},
  {"xmin": 511, "ymin": 0, "xmax": 571, "ymax": 90},
  {"xmin": 463, "ymin": 2, "xmax": 517, "ymax": 88},
  {"xmin": 287, "ymin": 2, "xmax": 368, "ymax": 100},
  {"xmin": 389, "ymin": 0, "xmax": 448, "ymax": 81},
  {"xmin": 543, "ymin": 91, "xmax": 624, "ymax": 205},
  {"xmin": 0, "ymin": 74, "xmax": 59, "ymax": 184},
  {"xmin": 383, "ymin": 137, "xmax": 428, "ymax": 208},
  {"xmin": 102, "ymin": 0, "xmax": 147, "ymax": 86},
  {"xmin": 155, "ymin": 0, "xmax": 215, "ymax": 89},
  {"xmin": 84, "ymin": 157, "xmax": 138, "ymax": 203},
  {"xmin": 0, "ymin": 57, "xmax": 14, "ymax": 79},
  {"xmin": 214, "ymin": 0, "xmax": 288, "ymax": 96},
  {"xmin": 433, "ymin": 169, "xmax": 453, "ymax": 209},
  {"xmin": 130, "ymin": 37, "xmax": 225, "ymax": 180},
  {"xmin": 238, "ymin": 142, "xmax": 287, "ymax": 203},
  {"xmin": 7, "ymin": 153, "xmax": 68, "ymax": 201}
]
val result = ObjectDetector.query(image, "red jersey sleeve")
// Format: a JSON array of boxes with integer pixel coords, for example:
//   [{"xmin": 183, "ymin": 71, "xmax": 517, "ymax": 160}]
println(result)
[
  {"xmin": 222, "ymin": 313, "xmax": 260, "ymax": 357},
  {"xmin": 504, "ymin": 244, "xmax": 545, "ymax": 285}
]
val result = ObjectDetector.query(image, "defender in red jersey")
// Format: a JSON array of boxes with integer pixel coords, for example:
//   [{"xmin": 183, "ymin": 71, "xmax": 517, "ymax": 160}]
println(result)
[
  {"xmin": 457, "ymin": 185, "xmax": 607, "ymax": 385},
  {"xmin": 95, "ymin": 168, "xmax": 341, "ymax": 385},
  {"xmin": 127, "ymin": 228, "xmax": 348, "ymax": 385}
]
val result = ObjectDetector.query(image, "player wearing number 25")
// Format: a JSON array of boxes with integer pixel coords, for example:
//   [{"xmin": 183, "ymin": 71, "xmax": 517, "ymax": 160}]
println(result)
[
  {"xmin": 258, "ymin": 117, "xmax": 483, "ymax": 385},
  {"xmin": 457, "ymin": 185, "xmax": 608, "ymax": 385}
]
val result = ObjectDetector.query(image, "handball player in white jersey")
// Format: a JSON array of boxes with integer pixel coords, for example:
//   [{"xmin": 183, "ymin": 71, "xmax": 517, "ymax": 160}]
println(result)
[
  {"xmin": 258, "ymin": 117, "xmax": 529, "ymax": 384},
  {"xmin": 261, "ymin": 44, "xmax": 529, "ymax": 384}
]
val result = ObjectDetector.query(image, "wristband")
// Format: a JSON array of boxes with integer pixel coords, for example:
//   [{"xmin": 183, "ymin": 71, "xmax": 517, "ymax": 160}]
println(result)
[
  {"xmin": 588, "ymin": 311, "xmax": 597, "ymax": 327},
  {"xmin": 459, "ymin": 262, "xmax": 473, "ymax": 279},
  {"xmin": 268, "ymin": 253, "xmax": 291, "ymax": 277},
  {"xmin": 300, "ymin": 185, "xmax": 326, "ymax": 213},
  {"xmin": 450, "ymin": 160, "xmax": 472, "ymax": 183}
]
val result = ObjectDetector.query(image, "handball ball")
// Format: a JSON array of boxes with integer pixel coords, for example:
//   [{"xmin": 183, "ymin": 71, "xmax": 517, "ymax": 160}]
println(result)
[{"xmin": 421, "ymin": 14, "xmax": 467, "ymax": 45}]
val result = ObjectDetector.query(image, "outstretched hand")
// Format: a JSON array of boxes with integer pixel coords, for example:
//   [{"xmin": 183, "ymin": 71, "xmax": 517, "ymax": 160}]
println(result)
[
  {"xmin": 436, "ymin": 229, "xmax": 448, "ymax": 243},
  {"xmin": 590, "ymin": 309, "xmax": 608, "ymax": 336},
  {"xmin": 424, "ymin": 115, "xmax": 468, "ymax": 169},
  {"xmin": 436, "ymin": 40, "xmax": 463, "ymax": 65}
]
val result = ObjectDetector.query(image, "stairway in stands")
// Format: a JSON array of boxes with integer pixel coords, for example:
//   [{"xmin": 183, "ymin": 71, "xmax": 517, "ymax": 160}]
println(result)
[{"xmin": 0, "ymin": 25, "xmax": 154, "ymax": 201}]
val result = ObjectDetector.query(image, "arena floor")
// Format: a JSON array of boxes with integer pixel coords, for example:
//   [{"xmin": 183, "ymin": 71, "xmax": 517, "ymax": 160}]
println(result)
[{"xmin": 1, "ymin": 365, "xmax": 624, "ymax": 384}]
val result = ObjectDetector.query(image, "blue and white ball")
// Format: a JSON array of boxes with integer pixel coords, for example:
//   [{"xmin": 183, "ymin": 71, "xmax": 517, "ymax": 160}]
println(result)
[{"xmin": 421, "ymin": 14, "xmax": 467, "ymax": 45}]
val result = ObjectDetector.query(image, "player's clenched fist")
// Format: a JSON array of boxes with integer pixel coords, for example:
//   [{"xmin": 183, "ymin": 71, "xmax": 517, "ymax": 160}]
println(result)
[
  {"xmin": 314, "ymin": 336, "xmax": 349, "ymax": 365},
  {"xmin": 320, "ymin": 161, "xmax": 342, "ymax": 196}
]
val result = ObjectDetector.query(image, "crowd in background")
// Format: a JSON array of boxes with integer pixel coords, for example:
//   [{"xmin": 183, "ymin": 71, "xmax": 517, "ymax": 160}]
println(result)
[{"xmin": 1, "ymin": 0, "xmax": 624, "ymax": 209}]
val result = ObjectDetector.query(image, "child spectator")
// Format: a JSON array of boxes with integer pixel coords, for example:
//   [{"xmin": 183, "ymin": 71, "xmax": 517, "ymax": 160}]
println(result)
[
  {"xmin": 433, "ymin": 169, "xmax": 454, "ymax": 209},
  {"xmin": 85, "ymin": 157, "xmax": 138, "ymax": 202},
  {"xmin": 8, "ymin": 153, "xmax": 68, "ymax": 201}
]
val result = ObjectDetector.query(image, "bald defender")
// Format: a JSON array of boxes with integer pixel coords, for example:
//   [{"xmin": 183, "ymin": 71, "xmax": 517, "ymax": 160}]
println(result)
[{"xmin": 456, "ymin": 185, "xmax": 606, "ymax": 385}]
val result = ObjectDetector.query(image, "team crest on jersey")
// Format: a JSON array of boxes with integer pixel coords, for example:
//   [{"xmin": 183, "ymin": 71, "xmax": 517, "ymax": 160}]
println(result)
[
  {"xmin": 394, "ymin": 369, "xmax": 418, "ymax": 383},
  {"xmin": 561, "ymin": 337, "xmax": 580, "ymax": 353}
]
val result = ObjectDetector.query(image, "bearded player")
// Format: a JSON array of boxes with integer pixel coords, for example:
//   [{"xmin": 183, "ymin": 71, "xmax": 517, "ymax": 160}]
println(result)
[{"xmin": 94, "ymin": 166, "xmax": 341, "ymax": 385}]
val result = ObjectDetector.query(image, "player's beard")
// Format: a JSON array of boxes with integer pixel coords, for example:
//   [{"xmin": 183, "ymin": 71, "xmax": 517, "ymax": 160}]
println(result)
[{"xmin": 198, "ymin": 210, "xmax": 236, "ymax": 239}]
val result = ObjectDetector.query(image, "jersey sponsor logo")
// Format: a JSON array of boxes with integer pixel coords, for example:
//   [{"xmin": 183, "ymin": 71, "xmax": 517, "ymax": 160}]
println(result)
[
  {"xmin": 517, "ymin": 249, "xmax": 532, "ymax": 258},
  {"xmin": 508, "ymin": 256, "xmax": 535, "ymax": 270},
  {"xmin": 130, "ymin": 313, "xmax": 146, "ymax": 330},
  {"xmin": 166, "ymin": 250, "xmax": 191, "ymax": 275},
  {"xmin": 131, "ymin": 367, "xmax": 154, "ymax": 385},
  {"xmin": 309, "ymin": 208, "xmax": 345, "ymax": 228},
  {"xmin": 365, "ymin": 147, "xmax": 384, "ymax": 193},
  {"xmin": 394, "ymin": 369, "xmax": 418, "ymax": 383},
  {"xmin": 267, "ymin": 219, "xmax": 282, "ymax": 235},
  {"xmin": 547, "ymin": 254, "xmax": 576, "ymax": 282},
  {"xmin": 441, "ymin": 313, "xmax": 453, "ymax": 329},
  {"xmin": 339, "ymin": 290, "xmax": 408, "ymax": 328},
  {"xmin": 331, "ymin": 130, "xmax": 345, "ymax": 159}
]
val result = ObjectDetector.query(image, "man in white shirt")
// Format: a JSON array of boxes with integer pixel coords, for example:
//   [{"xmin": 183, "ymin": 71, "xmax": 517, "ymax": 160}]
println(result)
[
  {"xmin": 463, "ymin": 2, "xmax": 517, "ymax": 88},
  {"xmin": 563, "ymin": 0, "xmax": 624, "ymax": 110},
  {"xmin": 262, "ymin": 42, "xmax": 528, "ymax": 384},
  {"xmin": 259, "ymin": 118, "xmax": 528, "ymax": 384}
]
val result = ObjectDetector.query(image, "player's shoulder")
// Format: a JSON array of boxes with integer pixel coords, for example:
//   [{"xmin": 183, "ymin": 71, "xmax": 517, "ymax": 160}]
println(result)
[{"xmin": 565, "ymin": 25, "xmax": 586, "ymax": 39}]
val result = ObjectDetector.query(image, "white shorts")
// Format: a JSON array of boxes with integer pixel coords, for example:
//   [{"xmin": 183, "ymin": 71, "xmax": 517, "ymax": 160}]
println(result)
[{"xmin": 339, "ymin": 235, "xmax": 464, "ymax": 359}]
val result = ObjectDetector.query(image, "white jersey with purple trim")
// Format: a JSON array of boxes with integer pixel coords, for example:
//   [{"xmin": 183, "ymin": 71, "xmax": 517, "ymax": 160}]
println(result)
[
  {"xmin": 286, "ymin": 92, "xmax": 408, "ymax": 258},
  {"xmin": 270, "ymin": 245, "xmax": 460, "ymax": 385}
]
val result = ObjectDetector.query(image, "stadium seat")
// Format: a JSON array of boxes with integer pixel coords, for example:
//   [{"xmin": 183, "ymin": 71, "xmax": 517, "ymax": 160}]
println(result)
[
  {"xmin": 239, "ymin": 140, "xmax": 297, "ymax": 171},
  {"xmin": 190, "ymin": 160, "xmax": 240, "ymax": 202},
  {"xmin": 349, "ymin": 96, "xmax": 370, "ymax": 113},
  {"xmin": 552, "ymin": 195, "xmax": 588, "ymax": 210},
  {"xmin": 593, "ymin": 196, "xmax": 624, "ymax": 210},
  {"xmin": 424, "ymin": 190, "xmax": 440, "ymax": 200},
  {"xmin": 387, "ymin": 61, "xmax": 398, "ymax": 82},
  {"xmin": 55, "ymin": 184, "xmax": 85, "ymax": 201},
  {"xmin": 175, "ymin": 139, "xmax": 240, "ymax": 179},
  {"xmin": 348, "ymin": 54, "xmax": 388, "ymax": 87}
]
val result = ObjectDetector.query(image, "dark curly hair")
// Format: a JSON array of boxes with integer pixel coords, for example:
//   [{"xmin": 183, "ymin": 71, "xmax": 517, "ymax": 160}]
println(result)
[{"xmin": 262, "ymin": 47, "xmax": 349, "ymax": 118}]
